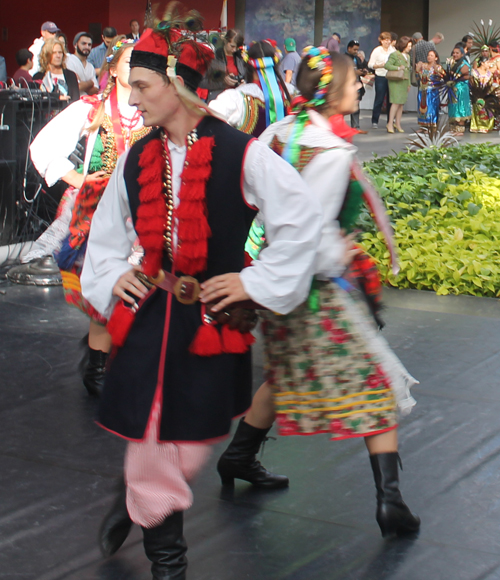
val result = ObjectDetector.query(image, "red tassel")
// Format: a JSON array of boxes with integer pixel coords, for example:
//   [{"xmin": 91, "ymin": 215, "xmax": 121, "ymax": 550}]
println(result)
[
  {"xmin": 106, "ymin": 302, "xmax": 136, "ymax": 347},
  {"xmin": 243, "ymin": 332, "xmax": 256, "ymax": 346},
  {"xmin": 189, "ymin": 323, "xmax": 223, "ymax": 356},
  {"xmin": 222, "ymin": 325, "xmax": 249, "ymax": 354}
]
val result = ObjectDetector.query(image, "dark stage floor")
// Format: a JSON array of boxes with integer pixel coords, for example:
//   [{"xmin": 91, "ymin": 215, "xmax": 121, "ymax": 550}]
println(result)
[{"xmin": 2, "ymin": 282, "xmax": 500, "ymax": 580}]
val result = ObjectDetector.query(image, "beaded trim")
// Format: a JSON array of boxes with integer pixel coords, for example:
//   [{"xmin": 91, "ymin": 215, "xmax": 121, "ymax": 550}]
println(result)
[
  {"xmin": 100, "ymin": 114, "xmax": 150, "ymax": 174},
  {"xmin": 239, "ymin": 95, "xmax": 265, "ymax": 135},
  {"xmin": 160, "ymin": 128, "xmax": 199, "ymax": 262}
]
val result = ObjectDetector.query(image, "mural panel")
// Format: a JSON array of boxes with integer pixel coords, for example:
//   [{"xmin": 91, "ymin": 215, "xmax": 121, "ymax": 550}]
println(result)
[
  {"xmin": 244, "ymin": 0, "xmax": 381, "ymax": 56},
  {"xmin": 244, "ymin": 0, "xmax": 315, "ymax": 53},
  {"xmin": 323, "ymin": 0, "xmax": 382, "ymax": 56}
]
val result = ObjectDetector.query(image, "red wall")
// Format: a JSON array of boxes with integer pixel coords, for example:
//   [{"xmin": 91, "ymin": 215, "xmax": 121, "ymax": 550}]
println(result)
[
  {"xmin": 2, "ymin": 0, "xmax": 235, "ymax": 76},
  {"xmin": 1, "ymin": 2, "xmax": 110, "ymax": 75}
]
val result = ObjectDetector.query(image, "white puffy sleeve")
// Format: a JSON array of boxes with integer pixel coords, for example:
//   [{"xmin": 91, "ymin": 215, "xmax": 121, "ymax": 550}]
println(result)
[
  {"xmin": 208, "ymin": 89, "xmax": 245, "ymax": 128},
  {"xmin": 301, "ymin": 148, "xmax": 353, "ymax": 279},
  {"xmin": 30, "ymin": 99, "xmax": 92, "ymax": 186},
  {"xmin": 80, "ymin": 153, "xmax": 137, "ymax": 318},
  {"xmin": 239, "ymin": 140, "xmax": 322, "ymax": 314}
]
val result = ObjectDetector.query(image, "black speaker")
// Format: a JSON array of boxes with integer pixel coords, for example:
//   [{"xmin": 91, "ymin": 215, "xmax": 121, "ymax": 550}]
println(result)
[{"xmin": 0, "ymin": 92, "xmax": 65, "ymax": 245}]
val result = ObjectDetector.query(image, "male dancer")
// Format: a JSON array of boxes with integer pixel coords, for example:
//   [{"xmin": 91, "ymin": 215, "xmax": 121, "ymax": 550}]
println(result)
[{"xmin": 81, "ymin": 16, "xmax": 323, "ymax": 579}]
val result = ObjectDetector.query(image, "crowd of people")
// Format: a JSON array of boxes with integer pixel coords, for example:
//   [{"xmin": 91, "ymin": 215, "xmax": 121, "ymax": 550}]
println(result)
[
  {"xmin": 8, "ymin": 11, "xmax": 498, "ymax": 580},
  {"xmin": 7, "ymin": 21, "xmax": 500, "ymax": 138},
  {"xmin": 3, "ymin": 20, "xmax": 142, "ymax": 96}
]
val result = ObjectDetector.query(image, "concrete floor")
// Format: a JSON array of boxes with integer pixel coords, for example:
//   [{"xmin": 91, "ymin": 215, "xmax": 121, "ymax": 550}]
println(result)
[
  {"xmin": 2, "ymin": 282, "xmax": 500, "ymax": 580},
  {"xmin": 2, "ymin": 113, "xmax": 500, "ymax": 580},
  {"xmin": 352, "ymin": 112, "xmax": 498, "ymax": 162}
]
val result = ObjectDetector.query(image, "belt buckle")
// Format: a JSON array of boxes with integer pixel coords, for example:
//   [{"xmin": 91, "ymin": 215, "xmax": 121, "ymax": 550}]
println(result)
[{"xmin": 174, "ymin": 275, "xmax": 200, "ymax": 305}]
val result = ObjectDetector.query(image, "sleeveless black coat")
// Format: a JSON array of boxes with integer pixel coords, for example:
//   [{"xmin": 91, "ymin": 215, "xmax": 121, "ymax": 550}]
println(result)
[{"xmin": 98, "ymin": 116, "xmax": 257, "ymax": 442}]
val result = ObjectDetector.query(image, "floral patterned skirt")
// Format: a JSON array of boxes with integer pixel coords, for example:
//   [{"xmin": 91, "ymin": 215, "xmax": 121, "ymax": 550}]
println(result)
[
  {"xmin": 262, "ymin": 281, "xmax": 416, "ymax": 441},
  {"xmin": 61, "ymin": 264, "xmax": 107, "ymax": 325}
]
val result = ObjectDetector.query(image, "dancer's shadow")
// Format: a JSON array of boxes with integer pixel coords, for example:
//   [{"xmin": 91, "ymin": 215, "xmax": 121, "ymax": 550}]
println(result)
[{"xmin": 355, "ymin": 535, "xmax": 419, "ymax": 580}]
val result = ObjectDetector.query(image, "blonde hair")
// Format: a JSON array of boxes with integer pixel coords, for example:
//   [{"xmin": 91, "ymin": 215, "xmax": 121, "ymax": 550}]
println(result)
[
  {"xmin": 379, "ymin": 32, "xmax": 392, "ymax": 43},
  {"xmin": 38, "ymin": 38, "xmax": 66, "ymax": 74},
  {"xmin": 88, "ymin": 35, "xmax": 130, "ymax": 133}
]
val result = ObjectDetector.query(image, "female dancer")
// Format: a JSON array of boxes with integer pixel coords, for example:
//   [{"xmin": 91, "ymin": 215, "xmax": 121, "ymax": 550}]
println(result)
[
  {"xmin": 447, "ymin": 45, "xmax": 471, "ymax": 135},
  {"xmin": 209, "ymin": 40, "xmax": 290, "ymax": 137},
  {"xmin": 470, "ymin": 56, "xmax": 496, "ymax": 133},
  {"xmin": 218, "ymin": 48, "xmax": 420, "ymax": 538},
  {"xmin": 30, "ymin": 36, "xmax": 150, "ymax": 395},
  {"xmin": 416, "ymin": 49, "xmax": 442, "ymax": 128}
]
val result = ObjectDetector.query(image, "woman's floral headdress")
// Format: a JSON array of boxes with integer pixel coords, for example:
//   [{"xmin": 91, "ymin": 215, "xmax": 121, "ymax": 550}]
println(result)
[
  {"xmin": 282, "ymin": 46, "xmax": 333, "ymax": 167},
  {"xmin": 106, "ymin": 38, "xmax": 137, "ymax": 63}
]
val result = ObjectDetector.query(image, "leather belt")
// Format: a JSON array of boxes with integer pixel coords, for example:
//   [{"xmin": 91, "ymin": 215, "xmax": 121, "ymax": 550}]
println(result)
[
  {"xmin": 139, "ymin": 269, "xmax": 265, "ymax": 310},
  {"xmin": 146, "ymin": 270, "xmax": 201, "ymax": 305}
]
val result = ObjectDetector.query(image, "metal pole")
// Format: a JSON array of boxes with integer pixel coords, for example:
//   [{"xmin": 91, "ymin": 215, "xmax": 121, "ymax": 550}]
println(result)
[
  {"xmin": 314, "ymin": 0, "xmax": 324, "ymax": 46},
  {"xmin": 235, "ymin": 0, "xmax": 246, "ymax": 36}
]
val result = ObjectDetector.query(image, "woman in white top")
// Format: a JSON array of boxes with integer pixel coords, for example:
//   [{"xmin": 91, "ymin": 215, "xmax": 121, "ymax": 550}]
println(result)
[
  {"xmin": 368, "ymin": 32, "xmax": 395, "ymax": 128},
  {"xmin": 217, "ymin": 48, "xmax": 420, "ymax": 539},
  {"xmin": 30, "ymin": 38, "xmax": 149, "ymax": 397}
]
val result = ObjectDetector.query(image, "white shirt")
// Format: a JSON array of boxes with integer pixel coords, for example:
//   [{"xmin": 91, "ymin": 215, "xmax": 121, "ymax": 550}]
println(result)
[
  {"xmin": 30, "ymin": 97, "xmax": 144, "ymax": 186},
  {"xmin": 209, "ymin": 82, "xmax": 298, "ymax": 128},
  {"xmin": 260, "ymin": 113, "xmax": 356, "ymax": 279},
  {"xmin": 81, "ymin": 132, "xmax": 323, "ymax": 319},
  {"xmin": 66, "ymin": 54, "xmax": 98, "ymax": 94},
  {"xmin": 28, "ymin": 37, "xmax": 45, "ymax": 76},
  {"xmin": 368, "ymin": 45, "xmax": 395, "ymax": 77}
]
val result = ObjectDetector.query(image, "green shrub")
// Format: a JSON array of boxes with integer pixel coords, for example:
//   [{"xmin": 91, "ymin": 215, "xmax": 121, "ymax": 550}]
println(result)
[{"xmin": 359, "ymin": 144, "xmax": 500, "ymax": 297}]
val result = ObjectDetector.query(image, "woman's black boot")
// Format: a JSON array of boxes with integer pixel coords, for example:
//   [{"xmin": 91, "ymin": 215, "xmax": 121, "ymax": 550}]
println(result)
[
  {"xmin": 369, "ymin": 452, "xmax": 420, "ymax": 538},
  {"xmin": 217, "ymin": 418, "xmax": 289, "ymax": 488},
  {"xmin": 142, "ymin": 511, "xmax": 187, "ymax": 580},
  {"xmin": 82, "ymin": 347, "xmax": 108, "ymax": 397},
  {"xmin": 98, "ymin": 478, "xmax": 133, "ymax": 557}
]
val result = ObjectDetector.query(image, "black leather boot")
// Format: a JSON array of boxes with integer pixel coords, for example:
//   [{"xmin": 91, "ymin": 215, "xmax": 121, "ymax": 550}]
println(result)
[
  {"xmin": 370, "ymin": 452, "xmax": 421, "ymax": 538},
  {"xmin": 142, "ymin": 511, "xmax": 187, "ymax": 580},
  {"xmin": 98, "ymin": 478, "xmax": 133, "ymax": 557},
  {"xmin": 82, "ymin": 347, "xmax": 108, "ymax": 397},
  {"xmin": 217, "ymin": 418, "xmax": 289, "ymax": 489}
]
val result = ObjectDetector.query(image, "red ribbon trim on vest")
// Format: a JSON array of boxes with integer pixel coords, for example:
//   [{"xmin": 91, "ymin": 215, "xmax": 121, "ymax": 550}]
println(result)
[{"xmin": 136, "ymin": 134, "xmax": 215, "ymax": 278}]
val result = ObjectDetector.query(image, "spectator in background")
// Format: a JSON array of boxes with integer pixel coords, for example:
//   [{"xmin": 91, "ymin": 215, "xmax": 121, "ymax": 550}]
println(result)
[
  {"xmin": 390, "ymin": 32, "xmax": 398, "ymax": 48},
  {"xmin": 280, "ymin": 37, "xmax": 301, "ymax": 86},
  {"xmin": 29, "ymin": 21, "xmax": 60, "ymax": 76},
  {"xmin": 462, "ymin": 34, "xmax": 473, "ymax": 56},
  {"xmin": 385, "ymin": 36, "xmax": 412, "ymax": 133},
  {"xmin": 412, "ymin": 32, "xmax": 444, "ymax": 64},
  {"xmin": 432, "ymin": 32, "xmax": 445, "ymax": 47},
  {"xmin": 368, "ymin": 31, "xmax": 395, "ymax": 128},
  {"xmin": 199, "ymin": 29, "xmax": 245, "ymax": 102},
  {"xmin": 345, "ymin": 39, "xmax": 368, "ymax": 132},
  {"xmin": 126, "ymin": 20, "xmax": 141, "ymax": 40},
  {"xmin": 88, "ymin": 27, "xmax": 117, "ymax": 76},
  {"xmin": 57, "ymin": 32, "xmax": 69, "ymax": 55},
  {"xmin": 66, "ymin": 32, "xmax": 98, "ymax": 96},
  {"xmin": 321, "ymin": 31, "xmax": 341, "ymax": 53},
  {"xmin": 217, "ymin": 29, "xmax": 245, "ymax": 88},
  {"xmin": 32, "ymin": 38, "xmax": 79, "ymax": 102},
  {"xmin": 13, "ymin": 49, "xmax": 34, "ymax": 85}
]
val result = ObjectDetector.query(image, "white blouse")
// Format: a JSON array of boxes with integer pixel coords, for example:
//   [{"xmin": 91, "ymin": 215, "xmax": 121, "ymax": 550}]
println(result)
[
  {"xmin": 29, "ymin": 98, "xmax": 143, "ymax": 187},
  {"xmin": 368, "ymin": 45, "xmax": 395, "ymax": 77},
  {"xmin": 81, "ymin": 133, "xmax": 323, "ymax": 319},
  {"xmin": 260, "ymin": 112, "xmax": 356, "ymax": 279}
]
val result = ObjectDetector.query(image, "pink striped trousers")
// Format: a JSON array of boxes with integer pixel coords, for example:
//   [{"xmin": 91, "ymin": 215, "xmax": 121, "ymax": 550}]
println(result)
[{"xmin": 124, "ymin": 400, "xmax": 212, "ymax": 528}]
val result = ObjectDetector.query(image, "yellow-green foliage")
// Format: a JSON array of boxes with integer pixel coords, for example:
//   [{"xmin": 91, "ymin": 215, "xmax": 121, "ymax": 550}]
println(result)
[{"xmin": 361, "ymin": 170, "xmax": 500, "ymax": 297}]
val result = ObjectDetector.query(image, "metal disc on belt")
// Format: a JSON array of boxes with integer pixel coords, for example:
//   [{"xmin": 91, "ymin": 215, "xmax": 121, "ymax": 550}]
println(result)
[{"xmin": 7, "ymin": 256, "xmax": 62, "ymax": 286}]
